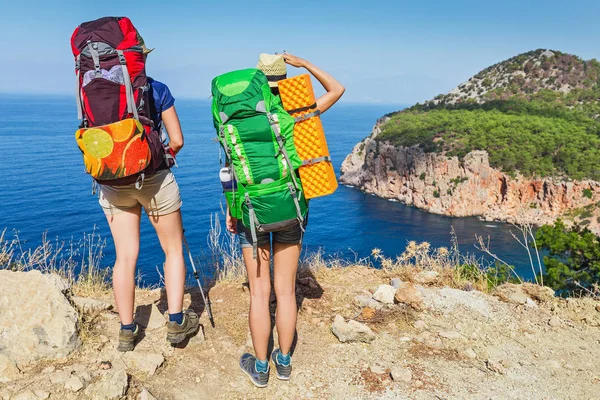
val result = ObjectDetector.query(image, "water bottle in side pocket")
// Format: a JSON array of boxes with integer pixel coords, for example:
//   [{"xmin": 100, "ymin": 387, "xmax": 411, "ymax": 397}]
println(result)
[{"xmin": 220, "ymin": 167, "xmax": 241, "ymax": 218}]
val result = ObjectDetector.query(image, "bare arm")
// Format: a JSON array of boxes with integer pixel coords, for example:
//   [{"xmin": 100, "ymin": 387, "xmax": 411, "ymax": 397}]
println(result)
[
  {"xmin": 283, "ymin": 52, "xmax": 345, "ymax": 114},
  {"xmin": 161, "ymin": 105, "xmax": 184, "ymax": 154}
]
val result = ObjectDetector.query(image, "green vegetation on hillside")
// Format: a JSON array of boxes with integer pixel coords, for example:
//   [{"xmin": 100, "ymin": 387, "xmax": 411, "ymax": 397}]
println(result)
[
  {"xmin": 378, "ymin": 50, "xmax": 600, "ymax": 180},
  {"xmin": 536, "ymin": 220, "xmax": 600, "ymax": 295}
]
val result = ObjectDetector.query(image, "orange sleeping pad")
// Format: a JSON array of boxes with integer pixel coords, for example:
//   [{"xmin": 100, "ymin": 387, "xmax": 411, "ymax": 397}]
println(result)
[{"xmin": 277, "ymin": 74, "xmax": 338, "ymax": 199}]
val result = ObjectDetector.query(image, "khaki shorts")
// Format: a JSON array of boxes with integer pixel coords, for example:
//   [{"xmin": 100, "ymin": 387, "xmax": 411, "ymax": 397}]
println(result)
[{"xmin": 99, "ymin": 169, "xmax": 182, "ymax": 216}]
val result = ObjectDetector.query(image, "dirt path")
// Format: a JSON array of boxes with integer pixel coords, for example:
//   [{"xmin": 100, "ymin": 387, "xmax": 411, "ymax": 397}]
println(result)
[{"xmin": 3, "ymin": 267, "xmax": 600, "ymax": 399}]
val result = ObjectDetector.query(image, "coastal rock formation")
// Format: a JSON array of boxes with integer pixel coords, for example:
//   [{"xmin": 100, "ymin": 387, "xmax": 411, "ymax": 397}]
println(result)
[
  {"xmin": 340, "ymin": 118, "xmax": 600, "ymax": 232},
  {"xmin": 0, "ymin": 270, "xmax": 80, "ymax": 367}
]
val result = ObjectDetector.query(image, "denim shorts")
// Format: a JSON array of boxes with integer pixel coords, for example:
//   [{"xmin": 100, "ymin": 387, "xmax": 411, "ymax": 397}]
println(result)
[{"xmin": 237, "ymin": 219, "xmax": 306, "ymax": 248}]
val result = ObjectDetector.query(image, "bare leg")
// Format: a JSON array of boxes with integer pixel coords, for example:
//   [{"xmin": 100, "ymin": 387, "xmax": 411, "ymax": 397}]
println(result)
[
  {"xmin": 273, "ymin": 242, "xmax": 301, "ymax": 355},
  {"xmin": 242, "ymin": 245, "xmax": 271, "ymax": 361},
  {"xmin": 148, "ymin": 210, "xmax": 185, "ymax": 315},
  {"xmin": 107, "ymin": 207, "xmax": 142, "ymax": 325}
]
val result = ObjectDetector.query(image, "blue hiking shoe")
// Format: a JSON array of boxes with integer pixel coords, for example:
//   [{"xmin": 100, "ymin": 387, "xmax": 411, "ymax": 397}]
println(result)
[
  {"xmin": 240, "ymin": 353, "xmax": 269, "ymax": 388},
  {"xmin": 271, "ymin": 348, "xmax": 292, "ymax": 380}
]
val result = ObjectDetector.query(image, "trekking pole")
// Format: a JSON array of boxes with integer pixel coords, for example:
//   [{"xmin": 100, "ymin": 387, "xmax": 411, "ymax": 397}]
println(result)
[{"xmin": 182, "ymin": 230, "xmax": 215, "ymax": 327}]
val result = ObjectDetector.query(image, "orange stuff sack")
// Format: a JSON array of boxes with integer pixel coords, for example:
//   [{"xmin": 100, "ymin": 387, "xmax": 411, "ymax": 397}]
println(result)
[{"xmin": 277, "ymin": 74, "xmax": 338, "ymax": 199}]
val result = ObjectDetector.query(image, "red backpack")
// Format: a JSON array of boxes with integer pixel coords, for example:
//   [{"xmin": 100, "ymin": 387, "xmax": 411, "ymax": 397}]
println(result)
[{"xmin": 71, "ymin": 17, "xmax": 170, "ymax": 187}]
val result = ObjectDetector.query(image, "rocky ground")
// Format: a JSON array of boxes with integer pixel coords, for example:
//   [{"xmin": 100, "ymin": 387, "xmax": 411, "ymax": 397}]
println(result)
[{"xmin": 1, "ymin": 267, "xmax": 600, "ymax": 400}]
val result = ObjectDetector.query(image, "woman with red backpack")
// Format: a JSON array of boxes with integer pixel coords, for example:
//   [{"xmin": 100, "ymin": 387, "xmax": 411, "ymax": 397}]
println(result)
[{"xmin": 71, "ymin": 17, "xmax": 199, "ymax": 351}]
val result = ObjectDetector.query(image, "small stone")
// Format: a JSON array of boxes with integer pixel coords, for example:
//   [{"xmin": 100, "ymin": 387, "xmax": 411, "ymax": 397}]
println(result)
[
  {"xmin": 49, "ymin": 369, "xmax": 72, "ymax": 384},
  {"xmin": 399, "ymin": 336, "xmax": 411, "ymax": 342},
  {"xmin": 72, "ymin": 296, "xmax": 112, "ymax": 314},
  {"xmin": 494, "ymin": 284, "xmax": 530, "ymax": 305},
  {"xmin": 370, "ymin": 363, "xmax": 386, "ymax": 374},
  {"xmin": 486, "ymin": 359, "xmax": 505, "ymax": 374},
  {"xmin": 99, "ymin": 361, "xmax": 112, "ymax": 370},
  {"xmin": 394, "ymin": 282, "xmax": 423, "ymax": 308},
  {"xmin": 390, "ymin": 278, "xmax": 402, "ymax": 289},
  {"xmin": 596, "ymin": 305, "xmax": 600, "ymax": 313},
  {"xmin": 414, "ymin": 380, "xmax": 424, "ymax": 388},
  {"xmin": 65, "ymin": 375, "xmax": 85, "ymax": 392},
  {"xmin": 34, "ymin": 391, "xmax": 50, "ymax": 400},
  {"xmin": 195, "ymin": 376, "xmax": 201, "ymax": 383},
  {"xmin": 439, "ymin": 331, "xmax": 462, "ymax": 340},
  {"xmin": 84, "ymin": 368, "xmax": 128, "ymax": 400},
  {"xmin": 0, "ymin": 355, "xmax": 20, "ymax": 382},
  {"xmin": 390, "ymin": 366, "xmax": 412, "ymax": 382},
  {"xmin": 135, "ymin": 303, "xmax": 166, "ymax": 331},
  {"xmin": 189, "ymin": 327, "xmax": 206, "ymax": 344},
  {"xmin": 331, "ymin": 315, "xmax": 375, "ymax": 343},
  {"xmin": 462, "ymin": 348, "xmax": 477, "ymax": 359},
  {"xmin": 99, "ymin": 335, "xmax": 109, "ymax": 343},
  {"xmin": 372, "ymin": 285, "xmax": 396, "ymax": 304},
  {"xmin": 525, "ymin": 298, "xmax": 538, "ymax": 308},
  {"xmin": 122, "ymin": 352, "xmax": 164, "ymax": 375},
  {"xmin": 413, "ymin": 320, "xmax": 427, "ymax": 330},
  {"xmin": 139, "ymin": 387, "xmax": 157, "ymax": 400},
  {"xmin": 548, "ymin": 316, "xmax": 561, "ymax": 327},
  {"xmin": 360, "ymin": 307, "xmax": 376, "ymax": 321}
]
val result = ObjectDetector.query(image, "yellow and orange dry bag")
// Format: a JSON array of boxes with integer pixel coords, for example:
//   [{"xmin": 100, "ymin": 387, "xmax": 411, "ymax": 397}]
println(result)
[{"xmin": 277, "ymin": 74, "xmax": 338, "ymax": 199}]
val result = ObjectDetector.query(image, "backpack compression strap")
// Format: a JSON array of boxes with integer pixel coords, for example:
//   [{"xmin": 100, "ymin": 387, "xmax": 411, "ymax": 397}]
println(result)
[
  {"xmin": 116, "ymin": 50, "xmax": 139, "ymax": 121},
  {"xmin": 75, "ymin": 55, "xmax": 83, "ymax": 121}
]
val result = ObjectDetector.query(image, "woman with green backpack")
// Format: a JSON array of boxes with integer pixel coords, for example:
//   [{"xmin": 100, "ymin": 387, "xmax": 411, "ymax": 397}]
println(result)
[{"xmin": 215, "ymin": 52, "xmax": 344, "ymax": 387}]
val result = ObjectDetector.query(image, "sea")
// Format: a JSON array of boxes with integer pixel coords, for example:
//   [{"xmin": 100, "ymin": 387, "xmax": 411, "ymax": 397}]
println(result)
[{"xmin": 0, "ymin": 94, "xmax": 540, "ymax": 284}]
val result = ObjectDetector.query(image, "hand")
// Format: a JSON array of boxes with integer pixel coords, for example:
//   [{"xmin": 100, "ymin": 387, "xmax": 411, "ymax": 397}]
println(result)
[
  {"xmin": 283, "ymin": 52, "xmax": 305, "ymax": 68},
  {"xmin": 226, "ymin": 213, "xmax": 238, "ymax": 234}
]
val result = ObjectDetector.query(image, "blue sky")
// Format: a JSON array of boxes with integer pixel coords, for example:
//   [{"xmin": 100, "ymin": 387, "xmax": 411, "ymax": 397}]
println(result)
[{"xmin": 1, "ymin": 0, "xmax": 599, "ymax": 104}]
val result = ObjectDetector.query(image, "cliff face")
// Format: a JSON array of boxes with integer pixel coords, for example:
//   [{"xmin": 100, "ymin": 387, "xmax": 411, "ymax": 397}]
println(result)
[{"xmin": 340, "ymin": 118, "xmax": 600, "ymax": 232}]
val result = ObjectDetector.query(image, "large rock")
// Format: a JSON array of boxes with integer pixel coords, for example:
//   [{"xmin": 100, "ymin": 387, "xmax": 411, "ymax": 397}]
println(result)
[
  {"xmin": 135, "ymin": 303, "xmax": 166, "ymax": 331},
  {"xmin": 331, "ymin": 315, "xmax": 375, "ymax": 343},
  {"xmin": 0, "ymin": 271, "xmax": 80, "ymax": 367},
  {"xmin": 372, "ymin": 285, "xmax": 396, "ymax": 304},
  {"xmin": 122, "ymin": 351, "xmax": 164, "ymax": 375},
  {"xmin": 494, "ymin": 283, "xmax": 531, "ymax": 305},
  {"xmin": 394, "ymin": 282, "xmax": 424, "ymax": 308},
  {"xmin": 84, "ymin": 368, "xmax": 128, "ymax": 400},
  {"xmin": 355, "ymin": 294, "xmax": 383, "ymax": 310}
]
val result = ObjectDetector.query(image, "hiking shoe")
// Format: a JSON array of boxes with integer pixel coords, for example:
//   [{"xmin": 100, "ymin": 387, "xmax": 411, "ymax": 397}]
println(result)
[
  {"xmin": 271, "ymin": 348, "xmax": 292, "ymax": 380},
  {"xmin": 240, "ymin": 353, "xmax": 269, "ymax": 388},
  {"xmin": 117, "ymin": 324, "xmax": 140, "ymax": 352},
  {"xmin": 166, "ymin": 309, "xmax": 200, "ymax": 344}
]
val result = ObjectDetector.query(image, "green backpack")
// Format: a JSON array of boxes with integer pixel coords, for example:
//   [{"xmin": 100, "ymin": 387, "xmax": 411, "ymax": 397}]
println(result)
[{"xmin": 212, "ymin": 69, "xmax": 308, "ymax": 256}]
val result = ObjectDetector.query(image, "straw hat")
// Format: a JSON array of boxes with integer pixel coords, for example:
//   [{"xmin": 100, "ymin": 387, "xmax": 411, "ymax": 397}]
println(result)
[{"xmin": 256, "ymin": 53, "xmax": 287, "ymax": 88}]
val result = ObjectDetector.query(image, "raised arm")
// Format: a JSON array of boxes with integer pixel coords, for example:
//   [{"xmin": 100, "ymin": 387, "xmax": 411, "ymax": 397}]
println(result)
[
  {"xmin": 282, "ymin": 52, "xmax": 345, "ymax": 114},
  {"xmin": 161, "ymin": 105, "xmax": 184, "ymax": 154}
]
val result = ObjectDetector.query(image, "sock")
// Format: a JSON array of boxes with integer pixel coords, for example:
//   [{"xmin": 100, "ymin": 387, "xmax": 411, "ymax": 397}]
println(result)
[
  {"xmin": 169, "ymin": 312, "xmax": 184, "ymax": 325},
  {"xmin": 255, "ymin": 358, "xmax": 268, "ymax": 373},
  {"xmin": 121, "ymin": 322, "xmax": 136, "ymax": 332},
  {"xmin": 277, "ymin": 351, "xmax": 291, "ymax": 366}
]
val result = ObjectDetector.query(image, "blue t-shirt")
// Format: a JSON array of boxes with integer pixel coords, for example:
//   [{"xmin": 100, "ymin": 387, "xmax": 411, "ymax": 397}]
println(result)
[{"xmin": 147, "ymin": 77, "xmax": 175, "ymax": 129}]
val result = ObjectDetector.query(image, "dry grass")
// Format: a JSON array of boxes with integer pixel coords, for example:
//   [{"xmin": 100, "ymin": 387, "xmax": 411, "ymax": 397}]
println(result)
[{"xmin": 0, "ymin": 227, "xmax": 111, "ymax": 296}]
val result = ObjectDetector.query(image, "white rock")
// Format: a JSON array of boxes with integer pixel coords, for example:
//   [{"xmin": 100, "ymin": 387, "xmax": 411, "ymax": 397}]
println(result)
[
  {"xmin": 0, "ymin": 355, "xmax": 20, "ymax": 382},
  {"xmin": 84, "ymin": 368, "xmax": 129, "ymax": 400},
  {"xmin": 331, "ymin": 315, "xmax": 375, "ymax": 343},
  {"xmin": 12, "ymin": 391, "xmax": 38, "ymax": 400},
  {"xmin": 439, "ymin": 331, "xmax": 462, "ymax": 340},
  {"xmin": 548, "ymin": 316, "xmax": 561, "ymax": 327},
  {"xmin": 413, "ymin": 320, "xmax": 427, "ymax": 330},
  {"xmin": 391, "ymin": 366, "xmax": 412, "ymax": 382},
  {"xmin": 390, "ymin": 278, "xmax": 402, "ymax": 289},
  {"xmin": 372, "ymin": 285, "xmax": 396, "ymax": 304},
  {"xmin": 64, "ymin": 375, "xmax": 85, "ymax": 392},
  {"xmin": 369, "ymin": 363, "xmax": 386, "ymax": 374},
  {"xmin": 462, "ymin": 348, "xmax": 477, "ymax": 359},
  {"xmin": 139, "ymin": 387, "xmax": 157, "ymax": 400},
  {"xmin": 135, "ymin": 303, "xmax": 166, "ymax": 331},
  {"xmin": 0, "ymin": 271, "xmax": 80, "ymax": 367},
  {"xmin": 354, "ymin": 294, "xmax": 383, "ymax": 310},
  {"xmin": 33, "ymin": 391, "xmax": 49, "ymax": 400},
  {"xmin": 122, "ymin": 352, "xmax": 164, "ymax": 375},
  {"xmin": 72, "ymin": 296, "xmax": 112, "ymax": 314}
]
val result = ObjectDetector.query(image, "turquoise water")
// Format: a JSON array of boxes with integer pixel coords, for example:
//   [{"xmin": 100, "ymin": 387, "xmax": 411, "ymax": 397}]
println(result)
[{"xmin": 0, "ymin": 94, "xmax": 537, "ymax": 283}]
